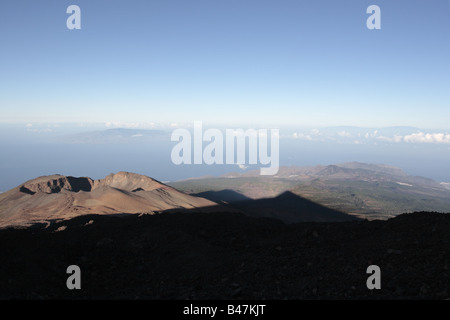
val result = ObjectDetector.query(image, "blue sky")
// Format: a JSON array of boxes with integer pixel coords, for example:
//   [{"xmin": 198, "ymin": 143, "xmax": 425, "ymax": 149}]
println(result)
[{"xmin": 1, "ymin": 0, "xmax": 450, "ymax": 128}]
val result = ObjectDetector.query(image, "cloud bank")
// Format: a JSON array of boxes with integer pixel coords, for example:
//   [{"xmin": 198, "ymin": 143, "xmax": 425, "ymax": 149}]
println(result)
[{"xmin": 290, "ymin": 127, "xmax": 450, "ymax": 144}]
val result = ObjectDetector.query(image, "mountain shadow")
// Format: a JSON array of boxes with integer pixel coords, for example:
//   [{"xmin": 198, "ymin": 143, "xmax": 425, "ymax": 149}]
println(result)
[
  {"xmin": 167, "ymin": 191, "xmax": 359, "ymax": 223},
  {"xmin": 230, "ymin": 191, "xmax": 359, "ymax": 223},
  {"xmin": 192, "ymin": 189, "xmax": 252, "ymax": 204}
]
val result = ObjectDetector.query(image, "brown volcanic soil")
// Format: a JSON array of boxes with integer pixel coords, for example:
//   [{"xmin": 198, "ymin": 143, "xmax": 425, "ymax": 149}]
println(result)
[
  {"xmin": 0, "ymin": 172, "xmax": 215, "ymax": 228},
  {"xmin": 0, "ymin": 211, "xmax": 449, "ymax": 300}
]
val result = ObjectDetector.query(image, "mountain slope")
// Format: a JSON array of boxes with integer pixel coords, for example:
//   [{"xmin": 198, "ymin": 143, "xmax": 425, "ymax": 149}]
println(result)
[
  {"xmin": 0, "ymin": 172, "xmax": 215, "ymax": 228},
  {"xmin": 0, "ymin": 211, "xmax": 449, "ymax": 299}
]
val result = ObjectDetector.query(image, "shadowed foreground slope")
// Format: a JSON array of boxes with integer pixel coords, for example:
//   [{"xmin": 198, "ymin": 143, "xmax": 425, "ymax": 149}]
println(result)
[{"xmin": 0, "ymin": 211, "xmax": 449, "ymax": 299}]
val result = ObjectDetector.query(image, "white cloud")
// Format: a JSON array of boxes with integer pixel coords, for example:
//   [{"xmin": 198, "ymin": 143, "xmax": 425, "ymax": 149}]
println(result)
[
  {"xmin": 404, "ymin": 132, "xmax": 450, "ymax": 144},
  {"xmin": 364, "ymin": 130, "xmax": 378, "ymax": 139},
  {"xmin": 105, "ymin": 121, "xmax": 141, "ymax": 128},
  {"xmin": 376, "ymin": 132, "xmax": 450, "ymax": 144},
  {"xmin": 105, "ymin": 122, "xmax": 156, "ymax": 129},
  {"xmin": 337, "ymin": 131, "xmax": 351, "ymax": 137},
  {"xmin": 289, "ymin": 127, "xmax": 450, "ymax": 145},
  {"xmin": 377, "ymin": 135, "xmax": 404, "ymax": 143},
  {"xmin": 292, "ymin": 132, "xmax": 312, "ymax": 140}
]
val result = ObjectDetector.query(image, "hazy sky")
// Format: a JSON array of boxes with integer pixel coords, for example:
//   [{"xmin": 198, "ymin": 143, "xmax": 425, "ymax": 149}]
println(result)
[{"xmin": 1, "ymin": 0, "xmax": 450, "ymax": 128}]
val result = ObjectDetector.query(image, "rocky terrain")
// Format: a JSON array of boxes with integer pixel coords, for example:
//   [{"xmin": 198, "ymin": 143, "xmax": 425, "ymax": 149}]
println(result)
[
  {"xmin": 0, "ymin": 171, "xmax": 361, "ymax": 227},
  {"xmin": 0, "ymin": 210, "xmax": 449, "ymax": 300},
  {"xmin": 0, "ymin": 172, "xmax": 215, "ymax": 228},
  {"xmin": 1, "ymin": 170, "xmax": 449, "ymax": 300}
]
